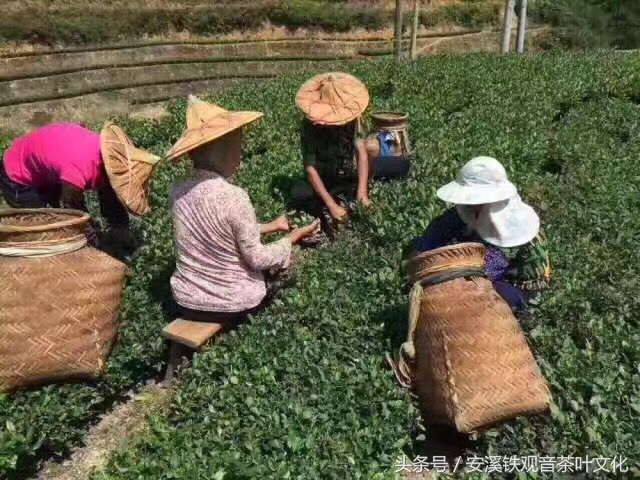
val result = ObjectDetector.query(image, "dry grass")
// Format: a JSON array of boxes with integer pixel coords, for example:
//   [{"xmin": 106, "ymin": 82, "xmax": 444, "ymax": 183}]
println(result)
[
  {"xmin": 0, "ymin": 0, "xmax": 502, "ymax": 47},
  {"xmin": 4, "ymin": 0, "xmax": 460, "ymax": 8},
  {"xmin": 4, "ymin": 0, "xmax": 274, "ymax": 10},
  {"xmin": 0, "ymin": 1, "xmax": 388, "ymax": 46},
  {"xmin": 36, "ymin": 383, "xmax": 172, "ymax": 480},
  {"xmin": 0, "ymin": 22, "xmax": 477, "ymax": 57},
  {"xmin": 3, "ymin": 0, "xmax": 477, "ymax": 12}
]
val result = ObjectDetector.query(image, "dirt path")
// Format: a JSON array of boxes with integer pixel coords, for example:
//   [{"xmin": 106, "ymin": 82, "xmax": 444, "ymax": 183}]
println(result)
[{"xmin": 34, "ymin": 383, "xmax": 172, "ymax": 480}]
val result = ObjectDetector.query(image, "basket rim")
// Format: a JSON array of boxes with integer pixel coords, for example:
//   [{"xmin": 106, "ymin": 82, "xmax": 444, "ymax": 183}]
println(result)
[
  {"xmin": 409, "ymin": 242, "xmax": 485, "ymax": 262},
  {"xmin": 0, "ymin": 208, "xmax": 90, "ymax": 233},
  {"xmin": 371, "ymin": 110, "xmax": 409, "ymax": 121}
]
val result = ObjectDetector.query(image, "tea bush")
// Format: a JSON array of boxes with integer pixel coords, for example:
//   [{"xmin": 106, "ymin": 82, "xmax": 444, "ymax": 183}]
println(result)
[
  {"xmin": 95, "ymin": 53, "xmax": 639, "ymax": 478},
  {"xmin": 3, "ymin": 52, "xmax": 640, "ymax": 478},
  {"xmin": 531, "ymin": 0, "xmax": 640, "ymax": 49},
  {"xmin": 423, "ymin": 0, "xmax": 502, "ymax": 29}
]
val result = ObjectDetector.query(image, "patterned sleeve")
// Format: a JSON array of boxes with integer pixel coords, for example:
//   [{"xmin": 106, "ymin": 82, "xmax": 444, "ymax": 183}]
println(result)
[
  {"xmin": 508, "ymin": 232, "xmax": 552, "ymax": 290},
  {"xmin": 484, "ymin": 247, "xmax": 510, "ymax": 282},
  {"xmin": 228, "ymin": 187, "xmax": 292, "ymax": 271}
]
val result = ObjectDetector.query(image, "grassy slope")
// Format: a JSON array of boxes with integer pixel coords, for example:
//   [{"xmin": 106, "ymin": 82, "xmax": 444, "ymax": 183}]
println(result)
[
  {"xmin": 77, "ymin": 53, "xmax": 640, "ymax": 478},
  {"xmin": 0, "ymin": 1, "xmax": 386, "ymax": 45},
  {"xmin": 0, "ymin": 1, "xmax": 502, "ymax": 46}
]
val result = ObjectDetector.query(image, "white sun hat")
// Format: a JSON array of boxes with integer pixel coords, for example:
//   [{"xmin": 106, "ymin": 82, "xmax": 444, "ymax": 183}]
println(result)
[
  {"xmin": 457, "ymin": 195, "xmax": 540, "ymax": 248},
  {"xmin": 437, "ymin": 156, "xmax": 518, "ymax": 205}
]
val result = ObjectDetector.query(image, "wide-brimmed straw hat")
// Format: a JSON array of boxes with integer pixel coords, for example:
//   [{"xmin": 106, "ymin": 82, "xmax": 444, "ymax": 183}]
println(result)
[
  {"xmin": 100, "ymin": 123, "xmax": 160, "ymax": 217},
  {"xmin": 166, "ymin": 95, "xmax": 263, "ymax": 161},
  {"xmin": 437, "ymin": 156, "xmax": 517, "ymax": 205},
  {"xmin": 457, "ymin": 195, "xmax": 540, "ymax": 248},
  {"xmin": 296, "ymin": 72, "xmax": 369, "ymax": 126}
]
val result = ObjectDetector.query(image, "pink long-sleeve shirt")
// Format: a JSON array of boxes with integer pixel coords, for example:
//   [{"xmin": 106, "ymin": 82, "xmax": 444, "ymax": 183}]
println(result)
[
  {"xmin": 3, "ymin": 123, "xmax": 103, "ymax": 191},
  {"xmin": 170, "ymin": 170, "xmax": 292, "ymax": 313}
]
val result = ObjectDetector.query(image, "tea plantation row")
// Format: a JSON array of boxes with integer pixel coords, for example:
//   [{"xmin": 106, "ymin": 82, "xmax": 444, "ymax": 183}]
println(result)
[
  {"xmin": 99, "ymin": 53, "xmax": 639, "ymax": 477},
  {"xmin": 3, "ymin": 53, "xmax": 640, "ymax": 478}
]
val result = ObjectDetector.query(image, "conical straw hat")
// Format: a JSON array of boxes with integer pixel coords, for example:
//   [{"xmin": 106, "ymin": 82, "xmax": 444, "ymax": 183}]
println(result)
[
  {"xmin": 166, "ymin": 95, "xmax": 263, "ymax": 161},
  {"xmin": 295, "ymin": 72, "xmax": 369, "ymax": 126},
  {"xmin": 100, "ymin": 123, "xmax": 160, "ymax": 217}
]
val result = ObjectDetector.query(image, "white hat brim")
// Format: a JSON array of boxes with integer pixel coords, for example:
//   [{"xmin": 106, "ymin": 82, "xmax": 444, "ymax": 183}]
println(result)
[
  {"xmin": 436, "ymin": 181, "xmax": 517, "ymax": 205},
  {"xmin": 476, "ymin": 197, "xmax": 540, "ymax": 248}
]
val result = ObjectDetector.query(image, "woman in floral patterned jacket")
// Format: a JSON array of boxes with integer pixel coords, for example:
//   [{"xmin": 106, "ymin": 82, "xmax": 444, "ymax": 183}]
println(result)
[{"xmin": 166, "ymin": 96, "xmax": 319, "ymax": 323}]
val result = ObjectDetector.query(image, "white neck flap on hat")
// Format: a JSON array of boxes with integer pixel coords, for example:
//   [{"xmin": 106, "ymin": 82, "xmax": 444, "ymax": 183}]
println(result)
[{"xmin": 470, "ymin": 195, "xmax": 540, "ymax": 248}]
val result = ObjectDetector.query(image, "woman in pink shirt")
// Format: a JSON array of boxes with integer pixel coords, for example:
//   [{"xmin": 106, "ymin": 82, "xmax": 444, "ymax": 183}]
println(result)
[
  {"xmin": 166, "ymin": 96, "xmax": 318, "ymax": 322},
  {"xmin": 1, "ymin": 122, "xmax": 159, "ymax": 248}
]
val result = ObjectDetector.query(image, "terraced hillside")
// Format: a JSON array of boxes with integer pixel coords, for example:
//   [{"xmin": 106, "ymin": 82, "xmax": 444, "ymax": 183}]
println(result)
[{"xmin": 0, "ymin": 28, "xmax": 553, "ymax": 134}]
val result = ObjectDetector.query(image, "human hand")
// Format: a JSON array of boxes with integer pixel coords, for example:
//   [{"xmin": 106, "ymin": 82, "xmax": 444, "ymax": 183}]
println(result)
[
  {"xmin": 357, "ymin": 195, "xmax": 372, "ymax": 208},
  {"xmin": 273, "ymin": 214, "xmax": 290, "ymax": 232},
  {"xmin": 288, "ymin": 219, "xmax": 320, "ymax": 244},
  {"xmin": 328, "ymin": 204, "xmax": 348, "ymax": 222}
]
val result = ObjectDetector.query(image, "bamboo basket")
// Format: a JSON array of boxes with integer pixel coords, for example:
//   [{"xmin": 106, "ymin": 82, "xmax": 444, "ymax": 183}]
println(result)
[
  {"xmin": 370, "ymin": 111, "xmax": 412, "ymax": 157},
  {"xmin": 0, "ymin": 209, "xmax": 127, "ymax": 392},
  {"xmin": 406, "ymin": 243, "xmax": 551, "ymax": 433}
]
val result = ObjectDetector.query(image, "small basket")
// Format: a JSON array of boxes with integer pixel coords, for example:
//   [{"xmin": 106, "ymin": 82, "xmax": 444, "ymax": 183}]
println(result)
[{"xmin": 371, "ymin": 111, "xmax": 409, "ymax": 131}]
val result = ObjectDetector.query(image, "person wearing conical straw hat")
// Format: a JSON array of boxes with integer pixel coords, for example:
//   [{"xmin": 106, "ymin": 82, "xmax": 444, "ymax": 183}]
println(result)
[
  {"xmin": 166, "ymin": 95, "xmax": 319, "ymax": 321},
  {"xmin": 410, "ymin": 156, "xmax": 552, "ymax": 313},
  {"xmin": 0, "ymin": 122, "xmax": 160, "ymax": 250},
  {"xmin": 295, "ymin": 72, "xmax": 372, "ymax": 222}
]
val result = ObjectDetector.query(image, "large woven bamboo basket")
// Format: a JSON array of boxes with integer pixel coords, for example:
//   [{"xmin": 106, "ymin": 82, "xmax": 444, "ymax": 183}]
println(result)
[
  {"xmin": 407, "ymin": 243, "xmax": 551, "ymax": 433},
  {"xmin": 0, "ymin": 209, "xmax": 127, "ymax": 392}
]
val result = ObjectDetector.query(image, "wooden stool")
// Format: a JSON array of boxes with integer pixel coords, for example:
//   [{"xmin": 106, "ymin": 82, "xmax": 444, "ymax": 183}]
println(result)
[{"xmin": 162, "ymin": 318, "xmax": 223, "ymax": 384}]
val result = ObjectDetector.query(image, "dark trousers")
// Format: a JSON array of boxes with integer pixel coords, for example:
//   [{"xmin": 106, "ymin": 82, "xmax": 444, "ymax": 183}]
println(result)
[
  {"xmin": 0, "ymin": 162, "xmax": 129, "ymax": 228},
  {"xmin": 372, "ymin": 155, "xmax": 410, "ymax": 179},
  {"xmin": 493, "ymin": 280, "xmax": 529, "ymax": 314},
  {"xmin": 178, "ymin": 305, "xmax": 259, "ymax": 330}
]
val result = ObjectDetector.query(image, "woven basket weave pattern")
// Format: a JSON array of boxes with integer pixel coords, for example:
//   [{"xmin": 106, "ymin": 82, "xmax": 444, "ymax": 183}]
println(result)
[
  {"xmin": 371, "ymin": 111, "xmax": 408, "ymax": 129},
  {"xmin": 411, "ymin": 243, "xmax": 550, "ymax": 433},
  {"xmin": 296, "ymin": 72, "xmax": 369, "ymax": 126},
  {"xmin": 409, "ymin": 242, "xmax": 485, "ymax": 283},
  {"xmin": 0, "ymin": 209, "xmax": 88, "ymax": 243},
  {"xmin": 0, "ymin": 210, "xmax": 126, "ymax": 392}
]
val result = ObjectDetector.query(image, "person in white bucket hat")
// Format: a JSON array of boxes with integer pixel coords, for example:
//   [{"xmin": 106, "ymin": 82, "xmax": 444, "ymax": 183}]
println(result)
[
  {"xmin": 456, "ymin": 194, "xmax": 540, "ymax": 248},
  {"xmin": 436, "ymin": 156, "xmax": 517, "ymax": 205},
  {"xmin": 411, "ymin": 156, "xmax": 552, "ymax": 312}
]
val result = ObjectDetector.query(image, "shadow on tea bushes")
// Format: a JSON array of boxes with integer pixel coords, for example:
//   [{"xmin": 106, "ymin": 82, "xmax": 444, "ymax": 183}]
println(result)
[
  {"xmin": 94, "ymin": 53, "xmax": 640, "ymax": 479},
  {"xmin": 3, "ymin": 53, "xmax": 640, "ymax": 478}
]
